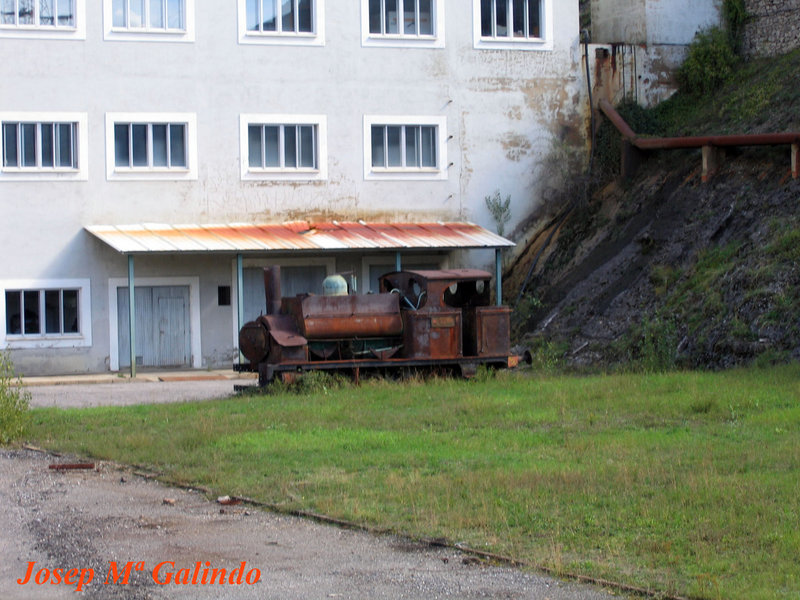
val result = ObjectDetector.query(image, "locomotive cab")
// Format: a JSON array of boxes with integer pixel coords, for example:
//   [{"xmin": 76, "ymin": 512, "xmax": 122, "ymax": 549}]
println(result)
[{"xmin": 378, "ymin": 270, "xmax": 510, "ymax": 360}]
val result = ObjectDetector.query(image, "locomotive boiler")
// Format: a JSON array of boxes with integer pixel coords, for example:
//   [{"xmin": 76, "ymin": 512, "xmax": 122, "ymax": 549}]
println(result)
[{"xmin": 238, "ymin": 266, "xmax": 519, "ymax": 385}]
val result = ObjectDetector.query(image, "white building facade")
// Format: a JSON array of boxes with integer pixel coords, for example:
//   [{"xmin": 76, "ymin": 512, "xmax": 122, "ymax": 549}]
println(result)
[
  {"xmin": 1, "ymin": 0, "xmax": 585, "ymax": 375},
  {"xmin": 590, "ymin": 0, "xmax": 722, "ymax": 105}
]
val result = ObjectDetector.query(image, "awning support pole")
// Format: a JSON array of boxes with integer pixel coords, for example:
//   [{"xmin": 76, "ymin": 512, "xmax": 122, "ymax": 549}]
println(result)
[
  {"xmin": 127, "ymin": 254, "xmax": 136, "ymax": 379},
  {"xmin": 495, "ymin": 248, "xmax": 503, "ymax": 306},
  {"xmin": 236, "ymin": 253, "xmax": 244, "ymax": 364},
  {"xmin": 395, "ymin": 251, "xmax": 402, "ymax": 272}
]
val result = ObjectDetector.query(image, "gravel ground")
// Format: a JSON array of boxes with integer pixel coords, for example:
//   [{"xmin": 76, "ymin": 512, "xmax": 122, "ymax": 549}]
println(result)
[
  {"xmin": 27, "ymin": 379, "xmax": 245, "ymax": 409},
  {"xmin": 5, "ymin": 380, "xmax": 621, "ymax": 600}
]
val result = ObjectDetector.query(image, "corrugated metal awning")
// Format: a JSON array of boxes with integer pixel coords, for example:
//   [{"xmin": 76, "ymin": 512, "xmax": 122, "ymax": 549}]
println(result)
[{"xmin": 86, "ymin": 221, "xmax": 515, "ymax": 254}]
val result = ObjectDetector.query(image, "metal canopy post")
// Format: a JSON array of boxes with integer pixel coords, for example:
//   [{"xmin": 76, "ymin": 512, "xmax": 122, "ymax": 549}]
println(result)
[
  {"xmin": 127, "ymin": 254, "xmax": 136, "ymax": 378},
  {"xmin": 236, "ymin": 253, "xmax": 244, "ymax": 364},
  {"xmin": 495, "ymin": 248, "xmax": 502, "ymax": 306},
  {"xmin": 395, "ymin": 251, "xmax": 402, "ymax": 272}
]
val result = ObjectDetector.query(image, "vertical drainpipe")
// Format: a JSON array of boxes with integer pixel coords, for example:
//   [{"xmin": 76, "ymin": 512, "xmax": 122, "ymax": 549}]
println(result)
[
  {"xmin": 395, "ymin": 251, "xmax": 402, "ymax": 272},
  {"xmin": 495, "ymin": 248, "xmax": 502, "ymax": 306},
  {"xmin": 127, "ymin": 254, "xmax": 136, "ymax": 379},
  {"xmin": 236, "ymin": 253, "xmax": 244, "ymax": 364}
]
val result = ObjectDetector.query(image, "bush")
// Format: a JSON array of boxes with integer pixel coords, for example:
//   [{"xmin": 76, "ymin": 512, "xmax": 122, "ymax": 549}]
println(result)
[
  {"xmin": 677, "ymin": 27, "xmax": 739, "ymax": 96},
  {"xmin": 620, "ymin": 312, "xmax": 680, "ymax": 373},
  {"xmin": 0, "ymin": 351, "xmax": 30, "ymax": 444}
]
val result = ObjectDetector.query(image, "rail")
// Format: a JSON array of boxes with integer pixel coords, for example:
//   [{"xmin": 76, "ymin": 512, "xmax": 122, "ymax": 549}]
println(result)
[{"xmin": 599, "ymin": 99, "xmax": 800, "ymax": 182}]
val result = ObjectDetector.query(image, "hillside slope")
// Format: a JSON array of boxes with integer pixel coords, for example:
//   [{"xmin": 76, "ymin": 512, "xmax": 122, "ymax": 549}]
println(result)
[{"xmin": 511, "ymin": 49, "xmax": 800, "ymax": 370}]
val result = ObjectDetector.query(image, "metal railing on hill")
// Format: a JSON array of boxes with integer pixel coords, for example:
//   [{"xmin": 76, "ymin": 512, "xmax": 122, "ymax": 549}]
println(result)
[{"xmin": 599, "ymin": 99, "xmax": 800, "ymax": 182}]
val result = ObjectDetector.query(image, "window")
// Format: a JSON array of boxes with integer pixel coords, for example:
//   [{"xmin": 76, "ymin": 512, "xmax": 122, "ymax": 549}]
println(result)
[
  {"xmin": 3, "ymin": 122, "xmax": 77, "ymax": 170},
  {"xmin": 1, "ymin": 279, "xmax": 92, "ymax": 349},
  {"xmin": 362, "ymin": 0, "xmax": 443, "ymax": 47},
  {"xmin": 5, "ymin": 289, "xmax": 79, "ymax": 336},
  {"xmin": 1, "ymin": 0, "xmax": 74, "ymax": 26},
  {"xmin": 0, "ymin": 112, "xmax": 88, "ymax": 181},
  {"xmin": 239, "ymin": 0, "xmax": 324, "ymax": 45},
  {"xmin": 114, "ymin": 123, "xmax": 186, "ymax": 168},
  {"xmin": 240, "ymin": 114, "xmax": 327, "ymax": 181},
  {"xmin": 112, "ymin": 0, "xmax": 183, "ymax": 29},
  {"xmin": 363, "ymin": 115, "xmax": 447, "ymax": 180},
  {"xmin": 0, "ymin": 0, "xmax": 85, "ymax": 38},
  {"xmin": 104, "ymin": 0, "xmax": 194, "ymax": 41},
  {"xmin": 106, "ymin": 113, "xmax": 197, "ymax": 180},
  {"xmin": 473, "ymin": 0, "xmax": 551, "ymax": 50}
]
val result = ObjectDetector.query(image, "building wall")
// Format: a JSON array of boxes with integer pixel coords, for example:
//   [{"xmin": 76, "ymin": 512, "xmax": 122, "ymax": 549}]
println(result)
[
  {"xmin": 0, "ymin": 1, "xmax": 585, "ymax": 375},
  {"xmin": 742, "ymin": 0, "xmax": 800, "ymax": 57},
  {"xmin": 590, "ymin": 0, "xmax": 722, "ymax": 106}
]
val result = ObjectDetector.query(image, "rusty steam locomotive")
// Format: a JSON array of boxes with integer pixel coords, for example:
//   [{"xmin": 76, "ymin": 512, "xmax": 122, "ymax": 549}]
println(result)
[{"xmin": 237, "ymin": 266, "xmax": 519, "ymax": 385}]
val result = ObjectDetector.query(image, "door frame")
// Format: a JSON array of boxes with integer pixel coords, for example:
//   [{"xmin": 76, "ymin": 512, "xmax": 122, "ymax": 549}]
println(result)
[{"xmin": 108, "ymin": 276, "xmax": 201, "ymax": 371}]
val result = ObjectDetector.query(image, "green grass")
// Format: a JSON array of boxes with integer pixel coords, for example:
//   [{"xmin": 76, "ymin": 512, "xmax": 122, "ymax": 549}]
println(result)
[{"xmin": 27, "ymin": 366, "xmax": 800, "ymax": 599}]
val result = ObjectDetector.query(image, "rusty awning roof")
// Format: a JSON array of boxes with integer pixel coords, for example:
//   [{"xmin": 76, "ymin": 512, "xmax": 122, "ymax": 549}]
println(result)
[{"xmin": 86, "ymin": 221, "xmax": 514, "ymax": 254}]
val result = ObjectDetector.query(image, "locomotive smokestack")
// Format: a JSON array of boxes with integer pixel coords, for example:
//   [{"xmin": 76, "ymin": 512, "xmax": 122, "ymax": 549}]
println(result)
[{"xmin": 263, "ymin": 266, "xmax": 282, "ymax": 315}]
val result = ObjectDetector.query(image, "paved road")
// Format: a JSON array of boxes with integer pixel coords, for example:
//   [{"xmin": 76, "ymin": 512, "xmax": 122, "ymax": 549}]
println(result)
[{"xmin": 6, "ymin": 379, "xmax": 620, "ymax": 600}]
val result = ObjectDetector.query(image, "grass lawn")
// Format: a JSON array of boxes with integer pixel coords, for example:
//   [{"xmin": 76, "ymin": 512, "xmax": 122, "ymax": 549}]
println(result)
[{"xmin": 27, "ymin": 365, "xmax": 800, "ymax": 599}]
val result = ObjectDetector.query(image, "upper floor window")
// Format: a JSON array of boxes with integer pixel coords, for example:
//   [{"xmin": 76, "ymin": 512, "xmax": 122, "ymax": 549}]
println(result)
[
  {"xmin": 104, "ymin": 0, "xmax": 194, "ymax": 41},
  {"xmin": 473, "ymin": 0, "xmax": 552, "ymax": 50},
  {"xmin": 1, "ymin": 0, "xmax": 74, "ymax": 27},
  {"xmin": 0, "ymin": 112, "xmax": 88, "ymax": 181},
  {"xmin": 1, "ymin": 279, "xmax": 92, "ymax": 349},
  {"xmin": 363, "ymin": 115, "xmax": 447, "ymax": 180},
  {"xmin": 0, "ymin": 0, "xmax": 85, "ymax": 38},
  {"xmin": 114, "ymin": 122, "xmax": 186, "ymax": 169},
  {"xmin": 106, "ymin": 113, "xmax": 197, "ymax": 180},
  {"xmin": 240, "ymin": 114, "xmax": 327, "ymax": 181},
  {"xmin": 239, "ymin": 0, "xmax": 324, "ymax": 45},
  {"xmin": 362, "ymin": 0, "xmax": 443, "ymax": 47}
]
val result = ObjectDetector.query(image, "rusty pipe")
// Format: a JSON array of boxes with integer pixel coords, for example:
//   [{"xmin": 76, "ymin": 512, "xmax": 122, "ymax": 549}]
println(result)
[
  {"xmin": 263, "ymin": 266, "xmax": 282, "ymax": 316},
  {"xmin": 599, "ymin": 99, "xmax": 800, "ymax": 150}
]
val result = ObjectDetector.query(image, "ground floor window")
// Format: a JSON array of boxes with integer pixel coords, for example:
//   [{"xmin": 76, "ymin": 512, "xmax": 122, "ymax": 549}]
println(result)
[
  {"xmin": 1, "ymin": 279, "xmax": 91, "ymax": 348},
  {"xmin": 5, "ymin": 288, "xmax": 79, "ymax": 336}
]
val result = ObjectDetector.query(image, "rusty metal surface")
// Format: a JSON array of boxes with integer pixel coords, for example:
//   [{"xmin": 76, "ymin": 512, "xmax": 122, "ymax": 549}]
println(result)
[
  {"xmin": 298, "ymin": 294, "xmax": 403, "ymax": 340},
  {"xmin": 264, "ymin": 315, "xmax": 307, "ymax": 348},
  {"xmin": 403, "ymin": 310, "xmax": 462, "ymax": 360},
  {"xmin": 243, "ymin": 268, "xmax": 517, "ymax": 383},
  {"xmin": 238, "ymin": 320, "xmax": 269, "ymax": 364},
  {"xmin": 463, "ymin": 306, "xmax": 511, "ymax": 358},
  {"xmin": 86, "ymin": 222, "xmax": 514, "ymax": 255},
  {"xmin": 264, "ymin": 266, "xmax": 282, "ymax": 316}
]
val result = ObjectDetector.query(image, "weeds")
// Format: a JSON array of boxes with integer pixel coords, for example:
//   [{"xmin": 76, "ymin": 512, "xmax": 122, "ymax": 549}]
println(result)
[
  {"xmin": 485, "ymin": 191, "xmax": 512, "ymax": 237},
  {"xmin": 620, "ymin": 312, "xmax": 680, "ymax": 373},
  {"xmin": 0, "ymin": 351, "xmax": 30, "ymax": 444}
]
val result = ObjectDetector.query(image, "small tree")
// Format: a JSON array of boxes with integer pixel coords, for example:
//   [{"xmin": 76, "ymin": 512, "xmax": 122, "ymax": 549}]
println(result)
[
  {"xmin": 0, "ymin": 351, "xmax": 30, "ymax": 444},
  {"xmin": 485, "ymin": 191, "xmax": 512, "ymax": 237}
]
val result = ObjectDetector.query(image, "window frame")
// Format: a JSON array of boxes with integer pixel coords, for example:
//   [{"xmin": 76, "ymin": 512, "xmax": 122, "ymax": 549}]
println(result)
[
  {"xmin": 238, "ymin": 0, "xmax": 325, "ymax": 46},
  {"xmin": 361, "ymin": 0, "xmax": 445, "ymax": 48},
  {"xmin": 472, "ymin": 0, "xmax": 553, "ymax": 51},
  {"xmin": 363, "ymin": 115, "xmax": 448, "ymax": 181},
  {"xmin": 0, "ymin": 279, "xmax": 92, "ymax": 349},
  {"xmin": 0, "ymin": 112, "xmax": 88, "ymax": 181},
  {"xmin": 105, "ymin": 112, "xmax": 197, "ymax": 181},
  {"xmin": 240, "ymin": 114, "xmax": 327, "ymax": 182},
  {"xmin": 103, "ymin": 0, "xmax": 195, "ymax": 42},
  {"xmin": 0, "ymin": 0, "xmax": 85, "ymax": 39}
]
